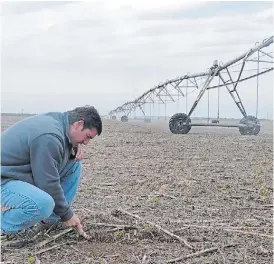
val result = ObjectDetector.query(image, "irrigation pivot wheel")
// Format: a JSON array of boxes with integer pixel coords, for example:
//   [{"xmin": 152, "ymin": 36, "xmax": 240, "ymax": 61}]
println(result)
[
  {"xmin": 239, "ymin": 115, "xmax": 260, "ymax": 135},
  {"xmin": 169, "ymin": 113, "xmax": 191, "ymax": 134},
  {"xmin": 121, "ymin": 115, "xmax": 129, "ymax": 122}
]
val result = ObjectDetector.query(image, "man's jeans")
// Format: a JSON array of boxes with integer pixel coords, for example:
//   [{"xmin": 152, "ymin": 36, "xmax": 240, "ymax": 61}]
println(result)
[{"xmin": 1, "ymin": 161, "xmax": 81, "ymax": 233}]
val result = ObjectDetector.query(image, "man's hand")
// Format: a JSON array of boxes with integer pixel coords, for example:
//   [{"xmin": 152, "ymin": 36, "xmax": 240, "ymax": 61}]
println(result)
[
  {"xmin": 75, "ymin": 145, "xmax": 83, "ymax": 161},
  {"xmin": 63, "ymin": 214, "xmax": 83, "ymax": 233}
]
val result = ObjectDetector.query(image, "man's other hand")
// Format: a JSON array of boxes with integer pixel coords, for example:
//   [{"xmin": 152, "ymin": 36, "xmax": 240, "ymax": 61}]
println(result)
[{"xmin": 75, "ymin": 146, "xmax": 83, "ymax": 161}]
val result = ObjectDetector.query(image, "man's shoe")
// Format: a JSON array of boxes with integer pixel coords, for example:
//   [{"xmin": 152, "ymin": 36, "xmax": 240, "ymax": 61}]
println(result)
[
  {"xmin": 31, "ymin": 220, "xmax": 68, "ymax": 235},
  {"xmin": 1, "ymin": 220, "xmax": 67, "ymax": 249},
  {"xmin": 1, "ymin": 228, "xmax": 40, "ymax": 249}
]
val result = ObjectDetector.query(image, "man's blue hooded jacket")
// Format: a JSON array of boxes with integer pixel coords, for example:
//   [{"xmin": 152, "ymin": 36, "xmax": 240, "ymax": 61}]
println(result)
[{"xmin": 1, "ymin": 112, "xmax": 74, "ymax": 221}]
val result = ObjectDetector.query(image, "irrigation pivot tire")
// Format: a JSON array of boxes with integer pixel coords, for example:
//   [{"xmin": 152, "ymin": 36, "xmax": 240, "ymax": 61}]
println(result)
[
  {"xmin": 239, "ymin": 115, "xmax": 260, "ymax": 135},
  {"xmin": 169, "ymin": 113, "xmax": 191, "ymax": 134},
  {"xmin": 121, "ymin": 115, "xmax": 128, "ymax": 122}
]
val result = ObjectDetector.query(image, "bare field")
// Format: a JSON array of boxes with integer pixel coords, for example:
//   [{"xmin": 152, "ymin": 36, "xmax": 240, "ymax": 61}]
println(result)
[{"xmin": 1, "ymin": 115, "xmax": 273, "ymax": 264}]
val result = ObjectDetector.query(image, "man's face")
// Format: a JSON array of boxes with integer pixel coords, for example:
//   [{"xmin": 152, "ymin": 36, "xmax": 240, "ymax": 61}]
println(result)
[{"xmin": 69, "ymin": 120, "xmax": 98, "ymax": 147}]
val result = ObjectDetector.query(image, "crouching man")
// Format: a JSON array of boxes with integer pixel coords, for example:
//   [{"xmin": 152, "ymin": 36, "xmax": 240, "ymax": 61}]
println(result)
[{"xmin": 1, "ymin": 105, "xmax": 102, "ymax": 248}]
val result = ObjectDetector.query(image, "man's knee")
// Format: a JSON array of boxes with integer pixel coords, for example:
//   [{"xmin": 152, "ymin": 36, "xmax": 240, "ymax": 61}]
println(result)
[
  {"xmin": 74, "ymin": 161, "xmax": 81, "ymax": 174},
  {"xmin": 71, "ymin": 161, "xmax": 81, "ymax": 174},
  {"xmin": 36, "ymin": 193, "xmax": 55, "ymax": 220},
  {"xmin": 60, "ymin": 160, "xmax": 81, "ymax": 179}
]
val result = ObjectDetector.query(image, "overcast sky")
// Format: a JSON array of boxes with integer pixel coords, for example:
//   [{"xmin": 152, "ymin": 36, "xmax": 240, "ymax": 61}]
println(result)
[{"xmin": 1, "ymin": 1, "xmax": 273, "ymax": 119}]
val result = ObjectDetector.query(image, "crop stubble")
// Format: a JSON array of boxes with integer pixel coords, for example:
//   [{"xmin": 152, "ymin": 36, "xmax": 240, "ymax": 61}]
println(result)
[{"xmin": 1, "ymin": 115, "xmax": 273, "ymax": 264}]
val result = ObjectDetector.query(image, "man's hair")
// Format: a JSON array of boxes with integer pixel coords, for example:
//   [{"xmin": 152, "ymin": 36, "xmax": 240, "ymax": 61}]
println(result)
[{"xmin": 68, "ymin": 105, "xmax": 102, "ymax": 135}]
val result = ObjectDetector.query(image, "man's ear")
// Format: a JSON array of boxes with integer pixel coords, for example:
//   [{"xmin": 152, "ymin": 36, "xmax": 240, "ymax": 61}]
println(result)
[{"xmin": 74, "ymin": 120, "xmax": 84, "ymax": 130}]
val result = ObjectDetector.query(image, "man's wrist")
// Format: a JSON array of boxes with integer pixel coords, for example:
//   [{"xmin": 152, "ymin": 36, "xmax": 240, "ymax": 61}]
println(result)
[{"xmin": 60, "ymin": 208, "xmax": 74, "ymax": 221}]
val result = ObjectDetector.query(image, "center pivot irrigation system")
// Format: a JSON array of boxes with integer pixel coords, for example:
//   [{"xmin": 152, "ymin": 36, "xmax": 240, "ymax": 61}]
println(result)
[{"xmin": 108, "ymin": 36, "xmax": 273, "ymax": 135}]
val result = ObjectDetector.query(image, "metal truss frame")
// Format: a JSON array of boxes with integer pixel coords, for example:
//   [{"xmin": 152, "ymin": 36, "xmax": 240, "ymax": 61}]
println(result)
[{"xmin": 108, "ymin": 36, "xmax": 273, "ymax": 123}]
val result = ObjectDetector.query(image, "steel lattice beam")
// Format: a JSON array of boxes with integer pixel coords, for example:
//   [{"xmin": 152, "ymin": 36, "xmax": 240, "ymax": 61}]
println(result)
[{"xmin": 108, "ymin": 36, "xmax": 273, "ymax": 119}]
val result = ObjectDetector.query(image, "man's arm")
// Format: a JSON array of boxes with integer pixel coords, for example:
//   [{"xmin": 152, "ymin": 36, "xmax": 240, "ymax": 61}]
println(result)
[{"xmin": 30, "ymin": 134, "xmax": 73, "ymax": 221}]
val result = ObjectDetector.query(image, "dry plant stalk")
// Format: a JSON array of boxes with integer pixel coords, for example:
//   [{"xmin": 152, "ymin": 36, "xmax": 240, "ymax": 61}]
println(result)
[
  {"xmin": 113, "ymin": 209, "xmax": 194, "ymax": 250},
  {"xmin": 35, "ymin": 242, "xmax": 66, "ymax": 255},
  {"xmin": 183, "ymin": 224, "xmax": 273, "ymax": 238},
  {"xmin": 166, "ymin": 244, "xmax": 236, "ymax": 263},
  {"xmin": 36, "ymin": 226, "xmax": 92, "ymax": 248},
  {"xmin": 36, "ymin": 228, "xmax": 73, "ymax": 248}
]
